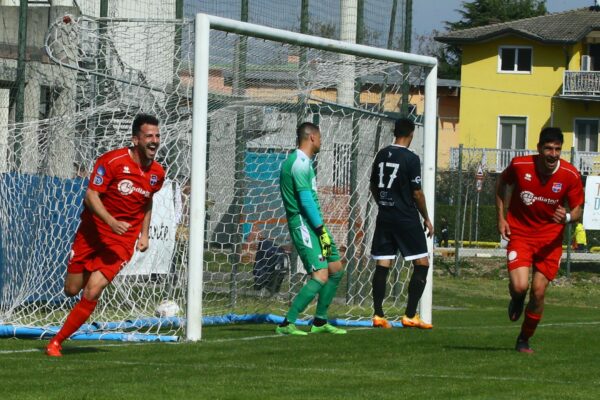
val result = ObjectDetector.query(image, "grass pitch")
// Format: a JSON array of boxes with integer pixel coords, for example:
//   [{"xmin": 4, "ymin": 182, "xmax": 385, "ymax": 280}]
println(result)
[{"xmin": 1, "ymin": 263, "xmax": 600, "ymax": 400}]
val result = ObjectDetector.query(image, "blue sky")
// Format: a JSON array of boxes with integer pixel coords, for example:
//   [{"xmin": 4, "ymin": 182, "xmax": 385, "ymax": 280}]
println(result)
[{"xmin": 413, "ymin": 0, "xmax": 594, "ymax": 36}]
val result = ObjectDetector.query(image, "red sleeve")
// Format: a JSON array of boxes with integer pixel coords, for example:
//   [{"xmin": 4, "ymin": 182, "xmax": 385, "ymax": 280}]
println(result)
[{"xmin": 88, "ymin": 153, "xmax": 114, "ymax": 194}]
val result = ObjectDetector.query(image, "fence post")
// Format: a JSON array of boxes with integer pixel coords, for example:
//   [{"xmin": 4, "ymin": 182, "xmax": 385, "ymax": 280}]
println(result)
[{"xmin": 454, "ymin": 144, "xmax": 463, "ymax": 276}]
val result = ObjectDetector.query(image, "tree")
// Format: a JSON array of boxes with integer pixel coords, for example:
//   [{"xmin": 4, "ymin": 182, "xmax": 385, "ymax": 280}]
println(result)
[{"xmin": 435, "ymin": 0, "xmax": 548, "ymax": 79}]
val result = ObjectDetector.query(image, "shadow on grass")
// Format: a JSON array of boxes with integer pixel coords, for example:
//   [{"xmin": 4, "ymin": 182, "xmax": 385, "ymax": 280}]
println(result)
[
  {"xmin": 443, "ymin": 345, "xmax": 510, "ymax": 352},
  {"xmin": 50, "ymin": 346, "xmax": 111, "ymax": 356}
]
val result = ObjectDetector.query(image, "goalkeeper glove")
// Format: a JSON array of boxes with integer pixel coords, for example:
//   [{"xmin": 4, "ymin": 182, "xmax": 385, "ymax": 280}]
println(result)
[{"xmin": 316, "ymin": 226, "xmax": 332, "ymax": 258}]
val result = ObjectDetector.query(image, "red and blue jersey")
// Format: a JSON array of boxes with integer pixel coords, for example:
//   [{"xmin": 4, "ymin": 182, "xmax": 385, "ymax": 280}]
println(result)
[
  {"xmin": 502, "ymin": 155, "xmax": 583, "ymax": 242},
  {"xmin": 79, "ymin": 147, "xmax": 165, "ymax": 248}
]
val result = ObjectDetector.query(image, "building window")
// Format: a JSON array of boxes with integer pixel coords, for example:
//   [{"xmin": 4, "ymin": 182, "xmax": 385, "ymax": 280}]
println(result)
[
  {"xmin": 499, "ymin": 47, "xmax": 532, "ymax": 73},
  {"xmin": 499, "ymin": 116, "xmax": 527, "ymax": 149},
  {"xmin": 575, "ymin": 119, "xmax": 599, "ymax": 152}
]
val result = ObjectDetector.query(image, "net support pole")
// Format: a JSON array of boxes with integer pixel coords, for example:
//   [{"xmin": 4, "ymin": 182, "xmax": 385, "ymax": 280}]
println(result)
[
  {"xmin": 419, "ymin": 64, "xmax": 438, "ymax": 324},
  {"xmin": 187, "ymin": 13, "xmax": 210, "ymax": 341}
]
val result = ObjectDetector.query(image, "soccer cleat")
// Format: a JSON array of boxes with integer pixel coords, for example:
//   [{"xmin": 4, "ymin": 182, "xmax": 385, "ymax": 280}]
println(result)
[
  {"xmin": 401, "ymin": 314, "xmax": 433, "ymax": 329},
  {"xmin": 515, "ymin": 336, "xmax": 534, "ymax": 354},
  {"xmin": 275, "ymin": 324, "xmax": 308, "ymax": 336},
  {"xmin": 372, "ymin": 315, "xmax": 392, "ymax": 329},
  {"xmin": 310, "ymin": 323, "xmax": 347, "ymax": 334},
  {"xmin": 45, "ymin": 339, "xmax": 63, "ymax": 357},
  {"xmin": 508, "ymin": 297, "xmax": 525, "ymax": 322}
]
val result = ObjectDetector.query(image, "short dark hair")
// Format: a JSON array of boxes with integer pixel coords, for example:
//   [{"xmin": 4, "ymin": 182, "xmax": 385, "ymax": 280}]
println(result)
[
  {"xmin": 394, "ymin": 118, "xmax": 415, "ymax": 138},
  {"xmin": 538, "ymin": 127, "xmax": 563, "ymax": 145},
  {"xmin": 296, "ymin": 122, "xmax": 320, "ymax": 143},
  {"xmin": 132, "ymin": 113, "xmax": 159, "ymax": 136}
]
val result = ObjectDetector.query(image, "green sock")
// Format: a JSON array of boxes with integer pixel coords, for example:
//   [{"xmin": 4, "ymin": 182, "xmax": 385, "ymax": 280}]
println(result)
[
  {"xmin": 315, "ymin": 270, "xmax": 345, "ymax": 320},
  {"xmin": 286, "ymin": 278, "xmax": 324, "ymax": 323}
]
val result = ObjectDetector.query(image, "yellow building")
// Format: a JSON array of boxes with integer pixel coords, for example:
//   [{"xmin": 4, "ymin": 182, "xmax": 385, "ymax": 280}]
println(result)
[{"xmin": 436, "ymin": 7, "xmax": 600, "ymax": 173}]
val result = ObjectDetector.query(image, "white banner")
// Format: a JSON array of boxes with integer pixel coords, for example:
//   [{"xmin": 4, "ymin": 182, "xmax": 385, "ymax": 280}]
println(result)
[
  {"xmin": 121, "ymin": 180, "xmax": 179, "ymax": 275},
  {"xmin": 583, "ymin": 175, "xmax": 600, "ymax": 230}
]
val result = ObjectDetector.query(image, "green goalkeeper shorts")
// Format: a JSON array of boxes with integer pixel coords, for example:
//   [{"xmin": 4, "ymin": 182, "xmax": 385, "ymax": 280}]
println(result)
[{"xmin": 289, "ymin": 223, "xmax": 340, "ymax": 273}]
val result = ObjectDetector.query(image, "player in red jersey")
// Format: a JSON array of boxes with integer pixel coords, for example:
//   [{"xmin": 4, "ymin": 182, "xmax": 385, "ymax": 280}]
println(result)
[
  {"xmin": 45, "ymin": 114, "xmax": 165, "ymax": 357},
  {"xmin": 496, "ymin": 127, "xmax": 584, "ymax": 353}
]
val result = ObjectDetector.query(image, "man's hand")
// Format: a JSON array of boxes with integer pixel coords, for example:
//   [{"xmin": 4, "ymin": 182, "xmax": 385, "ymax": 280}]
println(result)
[
  {"xmin": 317, "ymin": 226, "xmax": 332, "ymax": 258},
  {"xmin": 137, "ymin": 234, "xmax": 149, "ymax": 252},
  {"xmin": 553, "ymin": 205, "xmax": 568, "ymax": 224},
  {"xmin": 424, "ymin": 219, "xmax": 434, "ymax": 238},
  {"xmin": 498, "ymin": 217, "xmax": 511, "ymax": 241},
  {"xmin": 110, "ymin": 220, "xmax": 131, "ymax": 235}
]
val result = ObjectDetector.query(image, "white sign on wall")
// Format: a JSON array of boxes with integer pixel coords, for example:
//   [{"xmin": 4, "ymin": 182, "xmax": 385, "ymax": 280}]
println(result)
[
  {"xmin": 121, "ymin": 180, "xmax": 179, "ymax": 275},
  {"xmin": 583, "ymin": 175, "xmax": 600, "ymax": 230}
]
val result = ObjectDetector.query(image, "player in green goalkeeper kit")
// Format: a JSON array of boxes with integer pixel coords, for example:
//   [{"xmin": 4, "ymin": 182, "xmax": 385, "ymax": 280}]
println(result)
[{"xmin": 276, "ymin": 122, "xmax": 346, "ymax": 335}]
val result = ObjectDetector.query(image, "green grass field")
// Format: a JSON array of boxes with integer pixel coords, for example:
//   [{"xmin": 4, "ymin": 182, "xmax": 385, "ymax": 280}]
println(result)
[{"xmin": 1, "ymin": 262, "xmax": 600, "ymax": 400}]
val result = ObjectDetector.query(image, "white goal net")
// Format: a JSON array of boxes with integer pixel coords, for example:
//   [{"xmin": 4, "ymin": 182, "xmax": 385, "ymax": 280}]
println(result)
[{"xmin": 0, "ymin": 14, "xmax": 436, "ymax": 341}]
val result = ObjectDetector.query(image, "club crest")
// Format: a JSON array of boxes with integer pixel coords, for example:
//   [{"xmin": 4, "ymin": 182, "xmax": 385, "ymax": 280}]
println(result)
[
  {"xmin": 150, "ymin": 174, "xmax": 158, "ymax": 186},
  {"xmin": 552, "ymin": 182, "xmax": 562, "ymax": 193}
]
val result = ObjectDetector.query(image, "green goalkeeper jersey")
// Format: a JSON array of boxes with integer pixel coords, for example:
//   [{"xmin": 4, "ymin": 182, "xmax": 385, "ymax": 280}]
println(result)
[{"xmin": 279, "ymin": 149, "xmax": 323, "ymax": 229}]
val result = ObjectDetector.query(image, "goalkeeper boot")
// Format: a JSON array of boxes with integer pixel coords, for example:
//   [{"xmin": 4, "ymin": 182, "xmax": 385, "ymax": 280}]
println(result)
[
  {"xmin": 401, "ymin": 314, "xmax": 433, "ymax": 329},
  {"xmin": 508, "ymin": 297, "xmax": 525, "ymax": 322},
  {"xmin": 275, "ymin": 324, "xmax": 307, "ymax": 336},
  {"xmin": 45, "ymin": 339, "xmax": 63, "ymax": 357},
  {"xmin": 372, "ymin": 315, "xmax": 392, "ymax": 329},
  {"xmin": 310, "ymin": 323, "xmax": 347, "ymax": 335},
  {"xmin": 515, "ymin": 335, "xmax": 534, "ymax": 354}
]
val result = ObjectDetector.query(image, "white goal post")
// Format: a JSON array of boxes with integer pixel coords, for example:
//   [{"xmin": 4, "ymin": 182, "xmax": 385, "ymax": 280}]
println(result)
[{"xmin": 188, "ymin": 14, "xmax": 438, "ymax": 341}]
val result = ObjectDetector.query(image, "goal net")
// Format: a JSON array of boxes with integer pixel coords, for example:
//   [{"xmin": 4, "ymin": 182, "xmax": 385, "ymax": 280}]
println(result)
[{"xmin": 0, "ymin": 14, "xmax": 437, "ymax": 341}]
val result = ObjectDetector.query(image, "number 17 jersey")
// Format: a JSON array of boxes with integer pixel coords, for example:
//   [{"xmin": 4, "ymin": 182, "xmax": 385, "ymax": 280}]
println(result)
[{"xmin": 369, "ymin": 144, "xmax": 422, "ymax": 223}]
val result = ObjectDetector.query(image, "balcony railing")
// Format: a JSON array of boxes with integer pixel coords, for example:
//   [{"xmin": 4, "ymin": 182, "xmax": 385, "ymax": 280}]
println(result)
[
  {"xmin": 449, "ymin": 147, "xmax": 600, "ymax": 175},
  {"xmin": 563, "ymin": 71, "xmax": 600, "ymax": 96}
]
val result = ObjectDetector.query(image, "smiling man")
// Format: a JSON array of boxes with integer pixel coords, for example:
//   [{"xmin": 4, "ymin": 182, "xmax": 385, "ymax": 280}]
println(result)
[
  {"xmin": 496, "ymin": 127, "xmax": 584, "ymax": 353},
  {"xmin": 45, "ymin": 114, "xmax": 165, "ymax": 357}
]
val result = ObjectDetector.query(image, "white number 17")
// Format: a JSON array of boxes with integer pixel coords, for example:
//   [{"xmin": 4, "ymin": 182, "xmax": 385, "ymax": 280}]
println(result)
[{"xmin": 378, "ymin": 162, "xmax": 399, "ymax": 189}]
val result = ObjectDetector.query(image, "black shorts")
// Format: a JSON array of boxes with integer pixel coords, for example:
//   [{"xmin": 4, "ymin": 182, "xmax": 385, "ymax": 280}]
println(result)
[{"xmin": 370, "ymin": 219, "xmax": 428, "ymax": 261}]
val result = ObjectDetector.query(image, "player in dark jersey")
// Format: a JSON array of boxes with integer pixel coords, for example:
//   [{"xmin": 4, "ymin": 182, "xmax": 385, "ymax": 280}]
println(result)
[
  {"xmin": 369, "ymin": 118, "xmax": 433, "ymax": 329},
  {"xmin": 45, "ymin": 114, "xmax": 165, "ymax": 357},
  {"xmin": 496, "ymin": 127, "xmax": 583, "ymax": 353}
]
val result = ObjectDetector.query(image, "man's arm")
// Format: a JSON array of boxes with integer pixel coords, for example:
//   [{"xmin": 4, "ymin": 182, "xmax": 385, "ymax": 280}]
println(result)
[
  {"xmin": 137, "ymin": 199, "xmax": 153, "ymax": 252},
  {"xmin": 297, "ymin": 190, "xmax": 331, "ymax": 256},
  {"xmin": 412, "ymin": 189, "xmax": 433, "ymax": 238},
  {"xmin": 495, "ymin": 175, "xmax": 511, "ymax": 241},
  {"xmin": 84, "ymin": 188, "xmax": 131, "ymax": 235}
]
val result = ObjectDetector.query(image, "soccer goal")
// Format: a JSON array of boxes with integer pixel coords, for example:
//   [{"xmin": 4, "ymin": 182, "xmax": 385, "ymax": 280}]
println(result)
[{"xmin": 0, "ymin": 13, "xmax": 437, "ymax": 342}]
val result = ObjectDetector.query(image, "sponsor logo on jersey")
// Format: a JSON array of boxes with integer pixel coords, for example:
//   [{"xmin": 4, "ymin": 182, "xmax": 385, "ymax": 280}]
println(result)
[
  {"xmin": 117, "ymin": 179, "xmax": 151, "ymax": 197},
  {"xmin": 552, "ymin": 182, "xmax": 562, "ymax": 193},
  {"xmin": 524, "ymin": 173, "xmax": 532, "ymax": 181},
  {"xmin": 412, "ymin": 175, "xmax": 422, "ymax": 185},
  {"xmin": 520, "ymin": 190, "xmax": 559, "ymax": 206},
  {"xmin": 150, "ymin": 174, "xmax": 158, "ymax": 186},
  {"xmin": 93, "ymin": 175, "xmax": 103, "ymax": 185},
  {"xmin": 97, "ymin": 165, "xmax": 106, "ymax": 176},
  {"xmin": 388, "ymin": 151, "xmax": 392, "ymax": 158},
  {"xmin": 123, "ymin": 166, "xmax": 130, "ymax": 174}
]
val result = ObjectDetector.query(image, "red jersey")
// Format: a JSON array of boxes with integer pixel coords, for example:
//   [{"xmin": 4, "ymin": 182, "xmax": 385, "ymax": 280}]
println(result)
[
  {"xmin": 502, "ymin": 155, "xmax": 584, "ymax": 242},
  {"xmin": 79, "ymin": 147, "xmax": 165, "ymax": 249}
]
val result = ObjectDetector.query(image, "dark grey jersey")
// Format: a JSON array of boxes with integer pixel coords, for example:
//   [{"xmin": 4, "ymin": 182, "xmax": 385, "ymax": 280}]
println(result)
[{"xmin": 369, "ymin": 144, "xmax": 422, "ymax": 223}]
